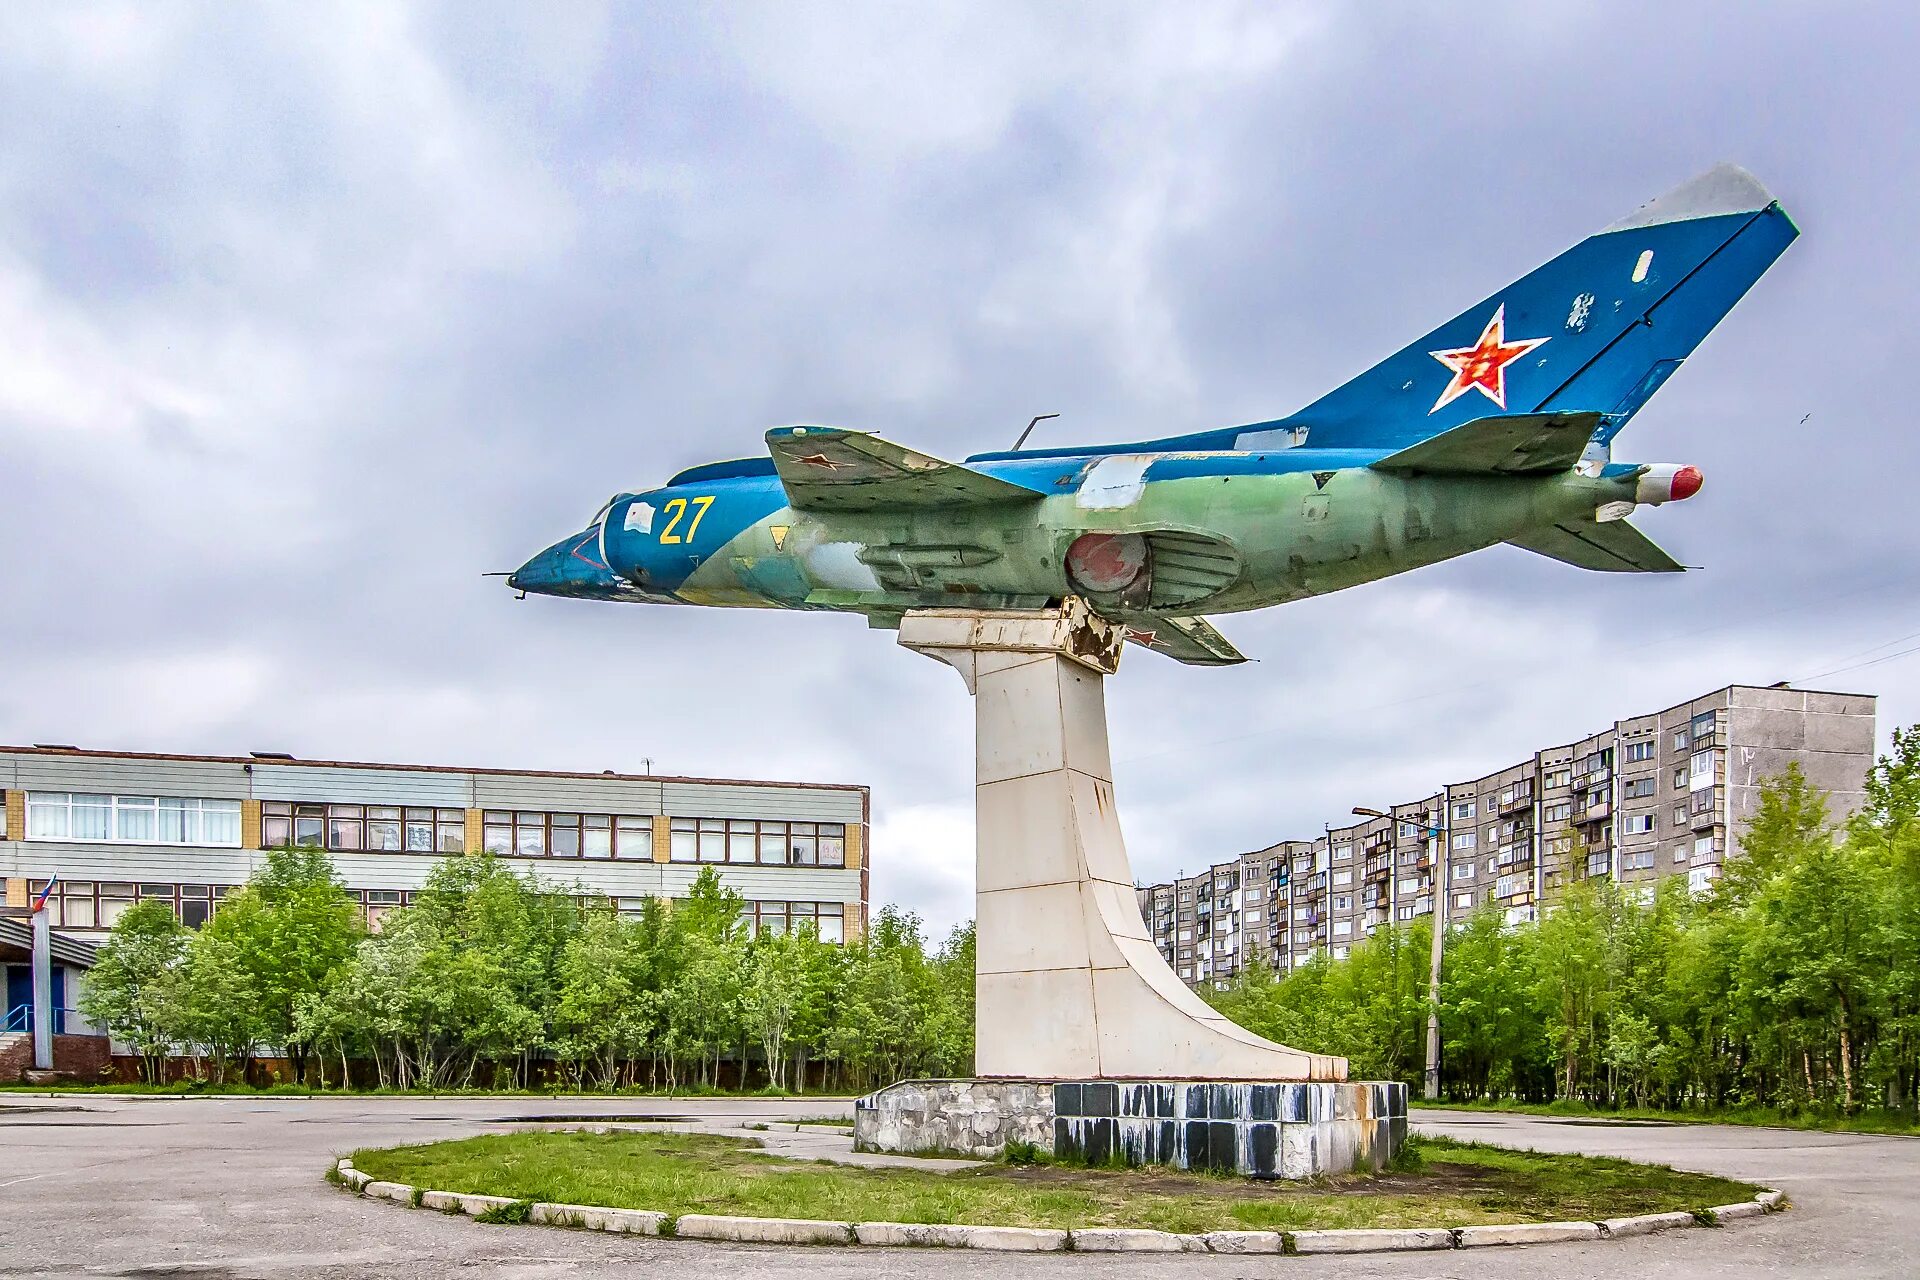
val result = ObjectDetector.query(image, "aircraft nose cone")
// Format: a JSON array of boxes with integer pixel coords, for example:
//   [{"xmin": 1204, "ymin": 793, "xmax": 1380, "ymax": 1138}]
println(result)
[
  {"xmin": 506, "ymin": 539, "xmax": 573, "ymax": 596},
  {"xmin": 1671, "ymin": 465, "xmax": 1704, "ymax": 501}
]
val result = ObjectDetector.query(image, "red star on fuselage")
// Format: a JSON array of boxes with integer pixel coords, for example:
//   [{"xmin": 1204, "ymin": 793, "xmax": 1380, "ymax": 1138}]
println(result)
[
  {"xmin": 795, "ymin": 453, "xmax": 843, "ymax": 470},
  {"xmin": 1427, "ymin": 303, "xmax": 1548, "ymax": 414}
]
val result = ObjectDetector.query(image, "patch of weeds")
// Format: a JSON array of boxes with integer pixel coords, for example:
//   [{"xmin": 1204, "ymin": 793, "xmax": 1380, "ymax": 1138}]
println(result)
[
  {"xmin": 409, "ymin": 1187, "xmax": 425, "ymax": 1208},
  {"xmin": 1384, "ymin": 1133, "xmax": 1427, "ymax": 1175},
  {"xmin": 1002, "ymin": 1140, "xmax": 1049, "ymax": 1166},
  {"xmin": 323, "ymin": 1165, "xmax": 342, "ymax": 1186},
  {"xmin": 1691, "ymin": 1207, "xmax": 1720, "ymax": 1226},
  {"xmin": 475, "ymin": 1199, "xmax": 534, "ymax": 1224},
  {"xmin": 744, "ymin": 1123, "xmax": 769, "ymax": 1131},
  {"xmin": 659, "ymin": 1215, "xmax": 679, "ymax": 1238}
]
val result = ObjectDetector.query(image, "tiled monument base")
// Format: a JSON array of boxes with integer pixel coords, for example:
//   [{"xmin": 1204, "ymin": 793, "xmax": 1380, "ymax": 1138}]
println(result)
[{"xmin": 856, "ymin": 1078, "xmax": 1407, "ymax": 1178}]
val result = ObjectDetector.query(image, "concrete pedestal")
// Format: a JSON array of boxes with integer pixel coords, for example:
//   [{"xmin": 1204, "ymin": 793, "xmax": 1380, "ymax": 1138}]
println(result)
[
  {"xmin": 898, "ymin": 601, "xmax": 1341, "ymax": 1081},
  {"xmin": 856, "ymin": 1078, "xmax": 1407, "ymax": 1178},
  {"xmin": 865, "ymin": 600, "xmax": 1406, "ymax": 1177}
]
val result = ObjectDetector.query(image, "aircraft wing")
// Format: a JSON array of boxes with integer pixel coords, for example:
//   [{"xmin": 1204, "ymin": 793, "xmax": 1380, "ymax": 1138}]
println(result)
[
  {"xmin": 767, "ymin": 426, "xmax": 1043, "ymax": 512},
  {"xmin": 1508, "ymin": 518, "xmax": 1685, "ymax": 573},
  {"xmin": 1122, "ymin": 615, "xmax": 1247, "ymax": 666},
  {"xmin": 1370, "ymin": 411, "xmax": 1603, "ymax": 475}
]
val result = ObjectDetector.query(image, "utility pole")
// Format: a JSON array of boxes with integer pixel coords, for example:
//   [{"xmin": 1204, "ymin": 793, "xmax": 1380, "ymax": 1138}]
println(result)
[{"xmin": 1424, "ymin": 804, "xmax": 1447, "ymax": 1101}]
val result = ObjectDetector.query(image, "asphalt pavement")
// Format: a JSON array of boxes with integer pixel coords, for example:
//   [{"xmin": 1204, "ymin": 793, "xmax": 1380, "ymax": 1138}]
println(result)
[{"xmin": 0, "ymin": 1094, "xmax": 1911, "ymax": 1279}]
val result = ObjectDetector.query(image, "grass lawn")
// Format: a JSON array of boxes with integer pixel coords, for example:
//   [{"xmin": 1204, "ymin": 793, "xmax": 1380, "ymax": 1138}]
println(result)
[
  {"xmin": 1417, "ymin": 1096, "xmax": 1920, "ymax": 1138},
  {"xmin": 346, "ymin": 1130, "xmax": 1761, "ymax": 1234}
]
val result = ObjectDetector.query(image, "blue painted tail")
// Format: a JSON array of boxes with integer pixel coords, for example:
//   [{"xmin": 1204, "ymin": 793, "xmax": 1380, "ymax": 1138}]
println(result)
[{"xmin": 1266, "ymin": 164, "xmax": 1798, "ymax": 452}]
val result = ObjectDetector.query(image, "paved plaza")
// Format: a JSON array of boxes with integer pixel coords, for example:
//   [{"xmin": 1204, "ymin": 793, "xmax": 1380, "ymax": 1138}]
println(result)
[{"xmin": 0, "ymin": 1094, "xmax": 1913, "ymax": 1278}]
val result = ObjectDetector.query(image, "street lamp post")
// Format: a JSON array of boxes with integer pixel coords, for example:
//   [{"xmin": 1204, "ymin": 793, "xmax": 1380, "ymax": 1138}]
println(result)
[
  {"xmin": 1424, "ymin": 811, "xmax": 1445, "ymax": 1101},
  {"xmin": 1365, "ymin": 804, "xmax": 1443, "ymax": 1099}
]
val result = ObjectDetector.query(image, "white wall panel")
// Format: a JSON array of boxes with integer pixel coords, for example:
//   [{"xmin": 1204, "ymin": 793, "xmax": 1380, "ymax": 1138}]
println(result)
[
  {"xmin": 249, "ymin": 764, "xmax": 472, "ymax": 805},
  {"xmin": 661, "ymin": 782, "xmax": 863, "ymax": 822}
]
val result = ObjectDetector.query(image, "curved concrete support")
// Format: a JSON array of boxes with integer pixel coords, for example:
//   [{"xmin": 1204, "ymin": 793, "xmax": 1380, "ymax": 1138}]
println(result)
[{"xmin": 900, "ymin": 602, "xmax": 1345, "ymax": 1082}]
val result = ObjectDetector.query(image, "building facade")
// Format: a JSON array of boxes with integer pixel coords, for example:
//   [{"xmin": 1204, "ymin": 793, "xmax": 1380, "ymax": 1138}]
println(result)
[
  {"xmin": 1139, "ymin": 685, "xmax": 1876, "ymax": 987},
  {"xmin": 0, "ymin": 747, "xmax": 868, "ymax": 943}
]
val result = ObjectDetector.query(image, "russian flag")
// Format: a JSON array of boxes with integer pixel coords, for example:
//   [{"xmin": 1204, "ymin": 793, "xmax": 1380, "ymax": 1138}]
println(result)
[{"xmin": 31, "ymin": 876, "xmax": 58, "ymax": 913}]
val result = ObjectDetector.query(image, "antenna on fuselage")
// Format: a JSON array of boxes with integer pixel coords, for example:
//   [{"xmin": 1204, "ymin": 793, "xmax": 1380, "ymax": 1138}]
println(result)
[{"xmin": 1011, "ymin": 413, "xmax": 1059, "ymax": 451}]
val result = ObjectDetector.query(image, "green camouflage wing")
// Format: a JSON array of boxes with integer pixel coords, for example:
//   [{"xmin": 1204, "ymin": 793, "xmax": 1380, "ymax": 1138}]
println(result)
[{"xmin": 766, "ymin": 426, "xmax": 1043, "ymax": 512}]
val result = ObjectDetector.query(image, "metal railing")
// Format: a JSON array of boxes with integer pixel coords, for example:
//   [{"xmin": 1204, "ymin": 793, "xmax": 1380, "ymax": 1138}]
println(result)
[{"xmin": 2, "ymin": 1004, "xmax": 80, "ymax": 1033}]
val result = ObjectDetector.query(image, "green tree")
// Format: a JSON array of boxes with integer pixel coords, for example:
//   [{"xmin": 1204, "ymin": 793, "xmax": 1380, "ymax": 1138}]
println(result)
[
  {"xmin": 77, "ymin": 900, "xmax": 187, "ymax": 1082},
  {"xmin": 208, "ymin": 846, "xmax": 362, "ymax": 1084}
]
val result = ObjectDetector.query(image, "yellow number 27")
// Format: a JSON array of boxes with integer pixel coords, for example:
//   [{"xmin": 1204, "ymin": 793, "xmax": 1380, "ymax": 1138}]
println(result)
[{"xmin": 658, "ymin": 494, "xmax": 715, "ymax": 545}]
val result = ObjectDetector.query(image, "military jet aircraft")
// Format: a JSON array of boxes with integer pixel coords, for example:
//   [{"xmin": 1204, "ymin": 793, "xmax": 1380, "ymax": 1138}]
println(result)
[{"xmin": 509, "ymin": 164, "xmax": 1796, "ymax": 665}]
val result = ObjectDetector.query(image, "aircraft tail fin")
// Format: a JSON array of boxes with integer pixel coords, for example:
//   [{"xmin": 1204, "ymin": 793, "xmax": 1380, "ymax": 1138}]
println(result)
[{"xmin": 1264, "ymin": 164, "xmax": 1797, "ymax": 454}]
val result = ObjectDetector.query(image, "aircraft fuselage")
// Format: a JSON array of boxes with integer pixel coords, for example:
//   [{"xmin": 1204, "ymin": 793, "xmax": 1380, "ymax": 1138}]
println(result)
[{"xmin": 511, "ymin": 447, "xmax": 1659, "ymax": 623}]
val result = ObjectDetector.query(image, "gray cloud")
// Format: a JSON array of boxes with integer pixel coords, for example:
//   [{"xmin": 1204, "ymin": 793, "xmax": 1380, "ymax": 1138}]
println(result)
[{"xmin": 1, "ymin": 2, "xmax": 1915, "ymax": 934}]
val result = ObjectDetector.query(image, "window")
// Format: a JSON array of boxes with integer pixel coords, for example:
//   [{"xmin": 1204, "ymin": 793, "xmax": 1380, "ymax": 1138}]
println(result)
[
  {"xmin": 1624, "ymin": 777, "xmax": 1656, "ymax": 799},
  {"xmin": 357, "ymin": 888, "xmax": 411, "ymax": 931},
  {"xmin": 268, "ymin": 802, "xmax": 466, "ymax": 854},
  {"xmin": 1454, "ymin": 891, "xmax": 1473, "ymax": 909},
  {"xmin": 1495, "ymin": 874, "xmax": 1518, "ymax": 898},
  {"xmin": 1691, "ymin": 711, "xmax": 1717, "ymax": 738},
  {"xmin": 1690, "ymin": 751, "xmax": 1715, "ymax": 787},
  {"xmin": 1244, "ymin": 908, "xmax": 1261, "ymax": 924},
  {"xmin": 1693, "ymin": 834, "xmax": 1720, "ymax": 859},
  {"xmin": 1396, "ymin": 905, "xmax": 1414, "ymax": 921},
  {"xmin": 742, "ymin": 900, "xmax": 846, "ymax": 943},
  {"xmin": 1398, "ymin": 877, "xmax": 1419, "ymax": 893},
  {"xmin": 1333, "ymin": 843, "xmax": 1351, "ymax": 861},
  {"xmin": 27, "ymin": 793, "xmax": 241, "ymax": 847},
  {"xmin": 1332, "ymin": 869, "xmax": 1352, "ymax": 886},
  {"xmin": 1451, "ymin": 832, "xmax": 1476, "ymax": 850},
  {"xmin": 1545, "ymin": 769, "xmax": 1571, "ymax": 789},
  {"xmin": 1544, "ymin": 802, "xmax": 1572, "ymax": 822},
  {"xmin": 1673, "ymin": 729, "xmax": 1690, "ymax": 751},
  {"xmin": 1333, "ymin": 921, "xmax": 1352, "ymax": 938},
  {"xmin": 1332, "ymin": 895, "xmax": 1351, "ymax": 911},
  {"xmin": 1623, "ymin": 849, "xmax": 1655, "ymax": 870},
  {"xmin": 1673, "ymin": 805, "xmax": 1688, "ymax": 827},
  {"xmin": 478, "ymin": 810, "xmax": 651, "ymax": 859},
  {"xmin": 1624, "ymin": 740, "xmax": 1655, "ymax": 763},
  {"xmin": 670, "ymin": 818, "xmax": 845, "ymax": 866},
  {"xmin": 1674, "ymin": 768, "xmax": 1688, "ymax": 790},
  {"xmin": 35, "ymin": 879, "xmax": 229, "ymax": 930},
  {"xmin": 1451, "ymin": 862, "xmax": 1474, "ymax": 881},
  {"xmin": 1623, "ymin": 814, "xmax": 1655, "ymax": 834},
  {"xmin": 1452, "ymin": 800, "xmax": 1476, "ymax": 820}
]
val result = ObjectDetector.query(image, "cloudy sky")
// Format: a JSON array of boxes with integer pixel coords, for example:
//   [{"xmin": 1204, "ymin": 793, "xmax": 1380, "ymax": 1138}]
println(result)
[{"xmin": 2, "ymin": 3, "xmax": 1914, "ymax": 936}]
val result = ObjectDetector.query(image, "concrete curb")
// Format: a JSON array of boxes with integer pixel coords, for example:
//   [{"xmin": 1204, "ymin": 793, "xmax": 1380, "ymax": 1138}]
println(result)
[{"xmin": 331, "ymin": 1158, "xmax": 1791, "ymax": 1253}]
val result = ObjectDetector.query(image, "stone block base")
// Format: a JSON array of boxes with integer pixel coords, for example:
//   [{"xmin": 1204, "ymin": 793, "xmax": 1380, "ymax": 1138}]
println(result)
[{"xmin": 856, "ymin": 1078, "xmax": 1406, "ymax": 1178}]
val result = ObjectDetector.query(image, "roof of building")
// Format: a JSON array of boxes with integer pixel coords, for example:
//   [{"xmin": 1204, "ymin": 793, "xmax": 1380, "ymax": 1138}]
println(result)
[
  {"xmin": 0, "ymin": 911, "xmax": 101, "ymax": 969},
  {"xmin": 0, "ymin": 745, "xmax": 867, "ymax": 794}
]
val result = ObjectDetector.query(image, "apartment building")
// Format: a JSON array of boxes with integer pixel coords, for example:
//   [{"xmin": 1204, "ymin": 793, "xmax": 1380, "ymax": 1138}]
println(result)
[
  {"xmin": 1139, "ymin": 685, "xmax": 1875, "ymax": 986},
  {"xmin": 0, "ymin": 746, "xmax": 869, "ymax": 944}
]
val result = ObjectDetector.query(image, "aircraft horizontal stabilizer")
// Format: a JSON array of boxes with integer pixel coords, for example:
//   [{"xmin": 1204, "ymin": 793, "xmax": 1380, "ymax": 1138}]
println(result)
[
  {"xmin": 1123, "ymin": 615, "xmax": 1247, "ymax": 666},
  {"xmin": 767, "ymin": 426, "xmax": 1043, "ymax": 512},
  {"xmin": 1370, "ymin": 411, "xmax": 1603, "ymax": 476},
  {"xmin": 1508, "ymin": 518, "xmax": 1684, "ymax": 573}
]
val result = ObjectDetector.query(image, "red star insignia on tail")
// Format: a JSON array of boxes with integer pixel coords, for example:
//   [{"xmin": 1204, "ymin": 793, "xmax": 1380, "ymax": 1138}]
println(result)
[
  {"xmin": 1427, "ymin": 304, "xmax": 1549, "ymax": 414},
  {"xmin": 795, "ymin": 453, "xmax": 843, "ymax": 470},
  {"xmin": 1123, "ymin": 626, "xmax": 1158, "ymax": 647}
]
